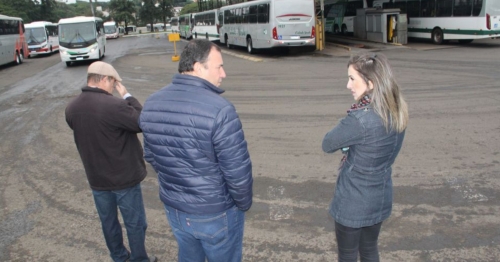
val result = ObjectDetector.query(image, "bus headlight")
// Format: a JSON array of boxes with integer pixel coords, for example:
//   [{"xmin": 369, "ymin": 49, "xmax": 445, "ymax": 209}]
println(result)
[
  {"xmin": 90, "ymin": 44, "xmax": 98, "ymax": 53},
  {"xmin": 60, "ymin": 49, "xmax": 68, "ymax": 55}
]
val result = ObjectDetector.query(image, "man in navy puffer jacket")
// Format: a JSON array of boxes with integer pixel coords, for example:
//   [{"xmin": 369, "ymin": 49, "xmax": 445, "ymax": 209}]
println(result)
[{"xmin": 139, "ymin": 39, "xmax": 253, "ymax": 262}]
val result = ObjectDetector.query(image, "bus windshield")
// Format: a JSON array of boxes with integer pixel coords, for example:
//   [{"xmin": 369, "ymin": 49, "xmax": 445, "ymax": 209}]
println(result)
[
  {"xmin": 104, "ymin": 25, "xmax": 116, "ymax": 34},
  {"xmin": 59, "ymin": 22, "xmax": 97, "ymax": 46},
  {"xmin": 274, "ymin": 0, "xmax": 313, "ymax": 18},
  {"xmin": 25, "ymin": 27, "xmax": 46, "ymax": 45}
]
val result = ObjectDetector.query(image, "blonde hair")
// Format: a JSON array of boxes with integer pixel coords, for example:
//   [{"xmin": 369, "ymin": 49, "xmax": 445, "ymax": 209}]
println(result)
[{"xmin": 347, "ymin": 53, "xmax": 408, "ymax": 132}]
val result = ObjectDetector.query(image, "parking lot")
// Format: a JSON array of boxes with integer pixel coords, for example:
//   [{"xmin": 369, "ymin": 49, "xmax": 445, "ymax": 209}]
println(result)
[{"xmin": 1, "ymin": 35, "xmax": 500, "ymax": 261}]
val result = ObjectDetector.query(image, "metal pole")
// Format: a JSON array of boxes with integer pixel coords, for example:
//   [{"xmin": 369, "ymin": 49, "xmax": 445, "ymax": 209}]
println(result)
[
  {"xmin": 89, "ymin": 0, "xmax": 95, "ymax": 17},
  {"xmin": 320, "ymin": 0, "xmax": 325, "ymax": 49}
]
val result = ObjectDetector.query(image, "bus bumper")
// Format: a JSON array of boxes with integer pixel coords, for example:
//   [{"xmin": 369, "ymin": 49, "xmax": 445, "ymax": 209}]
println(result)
[
  {"xmin": 59, "ymin": 45, "xmax": 100, "ymax": 63},
  {"xmin": 271, "ymin": 38, "xmax": 315, "ymax": 47}
]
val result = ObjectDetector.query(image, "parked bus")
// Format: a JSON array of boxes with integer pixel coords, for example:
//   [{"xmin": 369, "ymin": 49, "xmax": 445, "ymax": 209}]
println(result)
[
  {"xmin": 179, "ymin": 13, "xmax": 194, "ymax": 39},
  {"xmin": 375, "ymin": 0, "xmax": 500, "ymax": 44},
  {"xmin": 25, "ymin": 21, "xmax": 59, "ymax": 57},
  {"xmin": 324, "ymin": 0, "xmax": 364, "ymax": 34},
  {"xmin": 126, "ymin": 25, "xmax": 136, "ymax": 33},
  {"xmin": 103, "ymin": 21, "xmax": 119, "ymax": 39},
  {"xmin": 58, "ymin": 16, "xmax": 105, "ymax": 66},
  {"xmin": 147, "ymin": 23, "xmax": 165, "ymax": 32},
  {"xmin": 192, "ymin": 9, "xmax": 220, "ymax": 41},
  {"xmin": 0, "ymin": 14, "xmax": 29, "ymax": 66},
  {"xmin": 219, "ymin": 0, "xmax": 316, "ymax": 54},
  {"xmin": 170, "ymin": 17, "xmax": 179, "ymax": 32}
]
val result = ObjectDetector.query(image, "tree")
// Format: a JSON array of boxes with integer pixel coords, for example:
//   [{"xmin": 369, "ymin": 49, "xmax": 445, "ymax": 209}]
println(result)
[
  {"xmin": 0, "ymin": 0, "xmax": 39, "ymax": 22},
  {"xmin": 157, "ymin": 0, "xmax": 173, "ymax": 29},
  {"xmin": 139, "ymin": 0, "xmax": 160, "ymax": 31},
  {"xmin": 179, "ymin": 2, "xmax": 198, "ymax": 15},
  {"xmin": 40, "ymin": 0, "xmax": 57, "ymax": 21},
  {"xmin": 109, "ymin": 0, "xmax": 136, "ymax": 34}
]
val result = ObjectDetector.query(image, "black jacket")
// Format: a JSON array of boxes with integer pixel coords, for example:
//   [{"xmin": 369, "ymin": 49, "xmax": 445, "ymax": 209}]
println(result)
[{"xmin": 66, "ymin": 86, "xmax": 146, "ymax": 191}]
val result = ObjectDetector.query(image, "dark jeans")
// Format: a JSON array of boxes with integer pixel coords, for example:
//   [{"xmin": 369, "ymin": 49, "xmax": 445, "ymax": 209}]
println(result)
[
  {"xmin": 92, "ymin": 183, "xmax": 149, "ymax": 262},
  {"xmin": 335, "ymin": 221, "xmax": 383, "ymax": 262},
  {"xmin": 164, "ymin": 204, "xmax": 245, "ymax": 262}
]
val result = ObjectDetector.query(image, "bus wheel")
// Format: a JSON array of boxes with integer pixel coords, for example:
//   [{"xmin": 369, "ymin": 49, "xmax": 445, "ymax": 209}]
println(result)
[
  {"xmin": 66, "ymin": 61, "xmax": 72, "ymax": 67},
  {"xmin": 334, "ymin": 25, "xmax": 340, "ymax": 34},
  {"xmin": 206, "ymin": 33, "xmax": 209, "ymax": 40},
  {"xmin": 15, "ymin": 51, "xmax": 23, "ymax": 65},
  {"xmin": 195, "ymin": 32, "xmax": 197, "ymax": 39},
  {"xmin": 247, "ymin": 37, "xmax": 254, "ymax": 54},
  {"xmin": 341, "ymin": 24, "xmax": 347, "ymax": 35},
  {"xmin": 432, "ymin": 28, "xmax": 443, "ymax": 45},
  {"xmin": 225, "ymin": 35, "xmax": 231, "ymax": 49}
]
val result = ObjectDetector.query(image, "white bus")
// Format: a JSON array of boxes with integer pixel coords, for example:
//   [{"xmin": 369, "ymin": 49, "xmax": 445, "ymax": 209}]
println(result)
[
  {"xmin": 170, "ymin": 17, "xmax": 179, "ymax": 32},
  {"xmin": 25, "ymin": 21, "xmax": 59, "ymax": 57},
  {"xmin": 179, "ymin": 13, "xmax": 194, "ymax": 39},
  {"xmin": 104, "ymin": 21, "xmax": 119, "ymax": 39},
  {"xmin": 219, "ymin": 0, "xmax": 316, "ymax": 54},
  {"xmin": 0, "ymin": 14, "xmax": 29, "ymax": 66},
  {"xmin": 375, "ymin": 0, "xmax": 500, "ymax": 44},
  {"xmin": 58, "ymin": 16, "xmax": 106, "ymax": 66},
  {"xmin": 147, "ymin": 23, "xmax": 165, "ymax": 32},
  {"xmin": 192, "ymin": 9, "xmax": 220, "ymax": 41},
  {"xmin": 324, "ymin": 0, "xmax": 364, "ymax": 34}
]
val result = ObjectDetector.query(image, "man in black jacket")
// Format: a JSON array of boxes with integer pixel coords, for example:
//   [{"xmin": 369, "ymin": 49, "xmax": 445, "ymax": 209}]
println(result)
[{"xmin": 66, "ymin": 61, "xmax": 156, "ymax": 262}]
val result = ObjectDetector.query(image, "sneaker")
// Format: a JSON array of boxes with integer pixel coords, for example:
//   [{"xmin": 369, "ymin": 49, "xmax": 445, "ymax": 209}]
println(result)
[{"xmin": 148, "ymin": 255, "xmax": 158, "ymax": 262}]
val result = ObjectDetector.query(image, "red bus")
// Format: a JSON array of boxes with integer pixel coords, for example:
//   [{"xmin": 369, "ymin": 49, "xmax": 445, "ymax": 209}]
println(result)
[{"xmin": 0, "ymin": 14, "xmax": 29, "ymax": 66}]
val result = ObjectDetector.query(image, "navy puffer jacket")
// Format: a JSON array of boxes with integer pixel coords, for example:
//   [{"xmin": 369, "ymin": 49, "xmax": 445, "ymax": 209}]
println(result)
[{"xmin": 139, "ymin": 74, "xmax": 253, "ymax": 215}]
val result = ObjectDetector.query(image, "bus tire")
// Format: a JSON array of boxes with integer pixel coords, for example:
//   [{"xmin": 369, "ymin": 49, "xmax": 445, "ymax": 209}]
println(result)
[
  {"xmin": 334, "ymin": 24, "xmax": 340, "ymax": 34},
  {"xmin": 432, "ymin": 28, "xmax": 443, "ymax": 45},
  {"xmin": 66, "ymin": 61, "xmax": 72, "ymax": 67},
  {"xmin": 247, "ymin": 37, "xmax": 254, "ymax": 54},
  {"xmin": 341, "ymin": 24, "xmax": 347, "ymax": 35},
  {"xmin": 15, "ymin": 51, "xmax": 23, "ymax": 65},
  {"xmin": 225, "ymin": 35, "xmax": 231, "ymax": 49},
  {"xmin": 195, "ymin": 32, "xmax": 197, "ymax": 39},
  {"xmin": 206, "ymin": 33, "xmax": 209, "ymax": 40}
]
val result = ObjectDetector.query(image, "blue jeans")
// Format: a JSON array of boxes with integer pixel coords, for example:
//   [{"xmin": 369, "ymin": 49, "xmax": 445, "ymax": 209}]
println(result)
[
  {"xmin": 92, "ymin": 183, "xmax": 149, "ymax": 262},
  {"xmin": 335, "ymin": 221, "xmax": 383, "ymax": 262},
  {"xmin": 164, "ymin": 204, "xmax": 245, "ymax": 262}
]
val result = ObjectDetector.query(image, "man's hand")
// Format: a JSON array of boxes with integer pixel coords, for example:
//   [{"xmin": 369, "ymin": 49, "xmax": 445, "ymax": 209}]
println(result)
[{"xmin": 115, "ymin": 82, "xmax": 128, "ymax": 98}]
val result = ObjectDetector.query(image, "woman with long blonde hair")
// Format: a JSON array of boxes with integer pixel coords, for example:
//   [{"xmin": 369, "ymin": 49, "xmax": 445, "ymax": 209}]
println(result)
[{"xmin": 322, "ymin": 53, "xmax": 408, "ymax": 262}]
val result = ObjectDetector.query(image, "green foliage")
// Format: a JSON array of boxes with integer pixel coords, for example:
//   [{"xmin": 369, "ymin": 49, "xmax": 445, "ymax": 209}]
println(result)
[
  {"xmin": 139, "ymin": 0, "xmax": 159, "ymax": 27},
  {"xmin": 179, "ymin": 2, "xmax": 198, "ymax": 15},
  {"xmin": 157, "ymin": 0, "xmax": 173, "ymax": 26},
  {"xmin": 109, "ymin": 0, "xmax": 136, "ymax": 33}
]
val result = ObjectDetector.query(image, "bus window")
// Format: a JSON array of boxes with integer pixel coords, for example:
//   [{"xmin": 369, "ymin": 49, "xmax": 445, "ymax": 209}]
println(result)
[
  {"xmin": 257, "ymin": 3, "xmax": 269, "ymax": 24},
  {"xmin": 249, "ymin": 5, "xmax": 258, "ymax": 23},
  {"xmin": 454, "ymin": 0, "xmax": 473, "ymax": 16},
  {"xmin": 472, "ymin": 0, "xmax": 483, "ymax": 16},
  {"xmin": 436, "ymin": 0, "xmax": 453, "ymax": 17},
  {"xmin": 421, "ymin": 0, "xmax": 436, "ymax": 17}
]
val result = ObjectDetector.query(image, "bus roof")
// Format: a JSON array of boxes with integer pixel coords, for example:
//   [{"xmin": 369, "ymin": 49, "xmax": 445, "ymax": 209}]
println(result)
[
  {"xmin": 0, "ymin": 14, "xmax": 23, "ymax": 21},
  {"xmin": 58, "ymin": 16, "xmax": 103, "ymax": 24},
  {"xmin": 25, "ymin": 21, "xmax": 56, "ymax": 28}
]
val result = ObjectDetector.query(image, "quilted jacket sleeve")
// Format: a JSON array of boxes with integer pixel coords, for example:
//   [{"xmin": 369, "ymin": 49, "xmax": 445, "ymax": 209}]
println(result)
[{"xmin": 213, "ymin": 105, "xmax": 253, "ymax": 211}]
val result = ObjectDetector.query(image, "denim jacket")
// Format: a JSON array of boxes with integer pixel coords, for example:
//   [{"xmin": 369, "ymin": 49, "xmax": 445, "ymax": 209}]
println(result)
[{"xmin": 322, "ymin": 106, "xmax": 405, "ymax": 228}]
